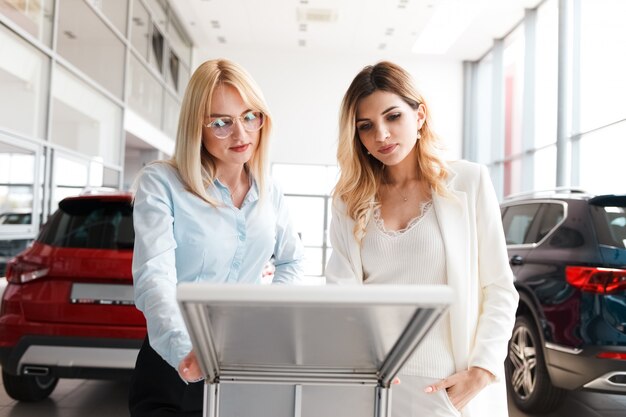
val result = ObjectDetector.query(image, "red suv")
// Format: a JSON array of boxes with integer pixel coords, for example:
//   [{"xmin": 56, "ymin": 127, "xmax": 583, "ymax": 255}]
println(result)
[{"xmin": 0, "ymin": 193, "xmax": 145, "ymax": 401}]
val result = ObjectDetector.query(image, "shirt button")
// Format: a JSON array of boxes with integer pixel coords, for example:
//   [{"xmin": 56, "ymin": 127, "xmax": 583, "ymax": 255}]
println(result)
[
  {"xmin": 238, "ymin": 234, "xmax": 245, "ymax": 241},
  {"xmin": 233, "ymin": 262, "xmax": 240, "ymax": 268}
]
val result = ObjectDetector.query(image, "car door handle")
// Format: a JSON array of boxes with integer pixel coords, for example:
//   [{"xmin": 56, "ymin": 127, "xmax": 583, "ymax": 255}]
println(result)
[{"xmin": 510, "ymin": 255, "xmax": 524, "ymax": 266}]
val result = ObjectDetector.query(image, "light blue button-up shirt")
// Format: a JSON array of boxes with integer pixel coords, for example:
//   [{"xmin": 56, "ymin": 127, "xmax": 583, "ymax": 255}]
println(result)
[{"xmin": 132, "ymin": 163, "xmax": 304, "ymax": 369}]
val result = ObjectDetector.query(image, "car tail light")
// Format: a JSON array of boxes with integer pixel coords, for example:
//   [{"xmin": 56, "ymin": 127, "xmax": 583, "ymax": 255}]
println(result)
[
  {"xmin": 5, "ymin": 258, "xmax": 49, "ymax": 284},
  {"xmin": 566, "ymin": 266, "xmax": 626, "ymax": 294},
  {"xmin": 597, "ymin": 352, "xmax": 626, "ymax": 360}
]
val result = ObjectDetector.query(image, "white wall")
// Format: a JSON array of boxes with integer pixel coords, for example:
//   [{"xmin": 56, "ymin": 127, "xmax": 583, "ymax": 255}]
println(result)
[{"xmin": 193, "ymin": 46, "xmax": 463, "ymax": 166}]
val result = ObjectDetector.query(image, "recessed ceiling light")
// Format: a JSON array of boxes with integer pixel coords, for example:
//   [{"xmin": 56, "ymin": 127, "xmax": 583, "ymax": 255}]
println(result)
[{"xmin": 297, "ymin": 8, "xmax": 338, "ymax": 23}]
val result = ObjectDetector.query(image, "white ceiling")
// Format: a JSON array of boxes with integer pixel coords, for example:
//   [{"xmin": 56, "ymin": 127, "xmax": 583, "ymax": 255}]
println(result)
[{"xmin": 170, "ymin": 0, "xmax": 544, "ymax": 61}]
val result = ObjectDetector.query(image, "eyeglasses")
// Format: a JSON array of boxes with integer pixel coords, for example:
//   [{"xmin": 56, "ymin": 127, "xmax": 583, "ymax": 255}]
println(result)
[{"xmin": 203, "ymin": 111, "xmax": 265, "ymax": 139}]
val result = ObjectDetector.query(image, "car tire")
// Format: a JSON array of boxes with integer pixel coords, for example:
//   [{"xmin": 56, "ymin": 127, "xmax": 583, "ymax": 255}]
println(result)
[
  {"xmin": 505, "ymin": 315, "xmax": 567, "ymax": 414},
  {"xmin": 2, "ymin": 369, "xmax": 58, "ymax": 402}
]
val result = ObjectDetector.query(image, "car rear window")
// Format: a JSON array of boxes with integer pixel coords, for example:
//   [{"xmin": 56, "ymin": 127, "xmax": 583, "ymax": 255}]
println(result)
[
  {"xmin": 38, "ymin": 199, "xmax": 134, "ymax": 249},
  {"xmin": 589, "ymin": 196, "xmax": 626, "ymax": 249}
]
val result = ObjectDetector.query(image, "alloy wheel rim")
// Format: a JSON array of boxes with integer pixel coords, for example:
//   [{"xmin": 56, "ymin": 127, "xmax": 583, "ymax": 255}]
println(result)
[{"xmin": 509, "ymin": 325, "xmax": 537, "ymax": 400}]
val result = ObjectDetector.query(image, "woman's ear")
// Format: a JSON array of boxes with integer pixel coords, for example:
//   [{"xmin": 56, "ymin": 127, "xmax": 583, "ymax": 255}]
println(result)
[{"xmin": 416, "ymin": 103, "xmax": 426, "ymax": 130}]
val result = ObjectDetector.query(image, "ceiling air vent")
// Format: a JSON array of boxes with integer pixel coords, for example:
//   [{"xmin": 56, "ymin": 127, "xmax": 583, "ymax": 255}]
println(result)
[{"xmin": 297, "ymin": 8, "xmax": 338, "ymax": 23}]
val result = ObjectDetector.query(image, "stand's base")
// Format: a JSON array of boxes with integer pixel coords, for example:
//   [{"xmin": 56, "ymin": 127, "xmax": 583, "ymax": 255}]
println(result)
[{"xmin": 204, "ymin": 383, "xmax": 390, "ymax": 417}]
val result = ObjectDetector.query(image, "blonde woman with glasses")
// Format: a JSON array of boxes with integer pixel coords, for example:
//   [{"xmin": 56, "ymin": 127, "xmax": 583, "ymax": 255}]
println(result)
[
  {"xmin": 325, "ymin": 61, "xmax": 518, "ymax": 416},
  {"xmin": 129, "ymin": 59, "xmax": 304, "ymax": 416}
]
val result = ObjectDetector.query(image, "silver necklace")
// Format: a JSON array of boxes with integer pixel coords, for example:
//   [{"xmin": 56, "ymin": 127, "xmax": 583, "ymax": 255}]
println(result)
[
  {"xmin": 385, "ymin": 182, "xmax": 409, "ymax": 203},
  {"xmin": 221, "ymin": 171, "xmax": 247, "ymax": 200}
]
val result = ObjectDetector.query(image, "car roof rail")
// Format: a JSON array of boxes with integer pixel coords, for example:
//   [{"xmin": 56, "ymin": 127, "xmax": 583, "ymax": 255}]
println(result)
[{"xmin": 504, "ymin": 186, "xmax": 588, "ymax": 201}]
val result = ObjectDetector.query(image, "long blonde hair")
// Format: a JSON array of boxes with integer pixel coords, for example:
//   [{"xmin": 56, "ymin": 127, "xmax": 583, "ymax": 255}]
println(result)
[
  {"xmin": 334, "ymin": 61, "xmax": 449, "ymax": 240},
  {"xmin": 169, "ymin": 59, "xmax": 272, "ymax": 205}
]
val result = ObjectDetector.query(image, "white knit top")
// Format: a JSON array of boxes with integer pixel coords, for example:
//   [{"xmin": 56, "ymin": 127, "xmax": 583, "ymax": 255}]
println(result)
[{"xmin": 361, "ymin": 201, "xmax": 456, "ymax": 378}]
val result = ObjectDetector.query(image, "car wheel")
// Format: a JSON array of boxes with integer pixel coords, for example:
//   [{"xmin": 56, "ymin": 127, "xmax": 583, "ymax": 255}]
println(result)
[
  {"xmin": 2, "ymin": 369, "xmax": 59, "ymax": 402},
  {"xmin": 505, "ymin": 315, "xmax": 567, "ymax": 414}
]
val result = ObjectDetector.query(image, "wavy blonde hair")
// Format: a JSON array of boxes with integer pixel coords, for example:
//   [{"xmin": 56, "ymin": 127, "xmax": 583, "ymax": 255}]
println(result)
[
  {"xmin": 167, "ymin": 59, "xmax": 272, "ymax": 205},
  {"xmin": 334, "ymin": 61, "xmax": 449, "ymax": 241}
]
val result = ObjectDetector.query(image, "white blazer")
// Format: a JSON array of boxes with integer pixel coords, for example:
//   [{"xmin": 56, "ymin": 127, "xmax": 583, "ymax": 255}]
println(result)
[{"xmin": 326, "ymin": 160, "xmax": 519, "ymax": 417}]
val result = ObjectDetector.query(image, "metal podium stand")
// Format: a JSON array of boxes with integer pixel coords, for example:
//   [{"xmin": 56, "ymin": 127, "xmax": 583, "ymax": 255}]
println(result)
[{"xmin": 177, "ymin": 284, "xmax": 453, "ymax": 417}]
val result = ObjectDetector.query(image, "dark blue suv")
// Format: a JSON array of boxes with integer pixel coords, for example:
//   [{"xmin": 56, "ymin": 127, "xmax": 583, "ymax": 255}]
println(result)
[{"xmin": 501, "ymin": 190, "xmax": 626, "ymax": 413}]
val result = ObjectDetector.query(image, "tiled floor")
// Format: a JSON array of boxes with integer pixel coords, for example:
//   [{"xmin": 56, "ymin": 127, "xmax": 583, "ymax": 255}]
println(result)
[
  {"xmin": 508, "ymin": 390, "xmax": 626, "ymax": 417},
  {"xmin": 0, "ymin": 374, "xmax": 625, "ymax": 417},
  {"xmin": 0, "ymin": 376, "xmax": 130, "ymax": 417}
]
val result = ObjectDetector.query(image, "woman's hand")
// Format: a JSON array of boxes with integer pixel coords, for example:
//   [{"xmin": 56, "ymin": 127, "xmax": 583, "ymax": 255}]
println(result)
[
  {"xmin": 178, "ymin": 350, "xmax": 203, "ymax": 382},
  {"xmin": 424, "ymin": 367, "xmax": 495, "ymax": 410}
]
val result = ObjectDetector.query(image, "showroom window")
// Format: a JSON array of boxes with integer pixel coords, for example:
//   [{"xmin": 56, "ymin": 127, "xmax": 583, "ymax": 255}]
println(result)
[
  {"xmin": 0, "ymin": 0, "xmax": 54, "ymax": 46},
  {"xmin": 57, "ymin": 0, "xmax": 126, "ymax": 99},
  {"xmin": 502, "ymin": 24, "xmax": 525, "ymax": 197},
  {"xmin": 534, "ymin": 0, "xmax": 558, "ymax": 149},
  {"xmin": 167, "ymin": 18, "xmax": 191, "ymax": 68},
  {"xmin": 0, "ymin": 140, "xmax": 36, "ymax": 225},
  {"xmin": 578, "ymin": 120, "xmax": 626, "ymax": 195},
  {"xmin": 0, "ymin": 23, "xmax": 49, "ymax": 139},
  {"xmin": 578, "ymin": 0, "xmax": 626, "ymax": 135},
  {"xmin": 86, "ymin": 0, "xmax": 129, "ymax": 35},
  {"xmin": 0, "ymin": 137, "xmax": 40, "ymax": 276},
  {"xmin": 51, "ymin": 152, "xmax": 89, "ymax": 209},
  {"xmin": 474, "ymin": 52, "xmax": 493, "ymax": 165},
  {"xmin": 50, "ymin": 64, "xmax": 123, "ymax": 166},
  {"xmin": 272, "ymin": 163, "xmax": 338, "ymax": 280}
]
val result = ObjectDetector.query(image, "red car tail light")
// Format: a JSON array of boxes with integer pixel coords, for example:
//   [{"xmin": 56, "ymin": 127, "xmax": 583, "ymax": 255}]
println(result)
[
  {"xmin": 5, "ymin": 258, "xmax": 50, "ymax": 284},
  {"xmin": 597, "ymin": 352, "xmax": 626, "ymax": 360},
  {"xmin": 566, "ymin": 266, "xmax": 626, "ymax": 294}
]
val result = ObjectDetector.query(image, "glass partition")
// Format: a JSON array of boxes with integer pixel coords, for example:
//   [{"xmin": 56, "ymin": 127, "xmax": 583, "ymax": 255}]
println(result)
[
  {"xmin": 52, "ymin": 153, "xmax": 88, "ymax": 209},
  {"xmin": 272, "ymin": 164, "xmax": 337, "ymax": 278},
  {"xmin": 0, "ymin": 23, "xmax": 49, "ymax": 139},
  {"xmin": 579, "ymin": 0, "xmax": 626, "ymax": 134},
  {"xmin": 128, "ymin": 53, "xmax": 163, "ymax": 128},
  {"xmin": 578, "ymin": 121, "xmax": 626, "ymax": 195},
  {"xmin": 167, "ymin": 18, "xmax": 191, "ymax": 66},
  {"xmin": 86, "ymin": 0, "xmax": 128, "ymax": 35},
  {"xmin": 0, "ymin": 0, "xmax": 54, "ymax": 45},
  {"xmin": 57, "ymin": 0, "xmax": 125, "ymax": 98},
  {"xmin": 534, "ymin": 0, "xmax": 558, "ymax": 148},
  {"xmin": 51, "ymin": 64, "xmax": 122, "ymax": 165}
]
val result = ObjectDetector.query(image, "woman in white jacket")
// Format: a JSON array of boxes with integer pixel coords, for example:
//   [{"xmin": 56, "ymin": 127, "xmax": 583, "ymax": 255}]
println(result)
[{"xmin": 325, "ymin": 61, "xmax": 518, "ymax": 417}]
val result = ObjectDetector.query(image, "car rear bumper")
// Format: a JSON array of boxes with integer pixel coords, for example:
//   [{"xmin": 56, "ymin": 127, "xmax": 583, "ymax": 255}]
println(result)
[
  {"xmin": 0, "ymin": 335, "xmax": 143, "ymax": 379},
  {"xmin": 546, "ymin": 343, "xmax": 626, "ymax": 393}
]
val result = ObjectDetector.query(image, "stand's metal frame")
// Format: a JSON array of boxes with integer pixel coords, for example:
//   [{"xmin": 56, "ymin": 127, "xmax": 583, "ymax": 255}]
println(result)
[{"xmin": 178, "ymin": 284, "xmax": 453, "ymax": 417}]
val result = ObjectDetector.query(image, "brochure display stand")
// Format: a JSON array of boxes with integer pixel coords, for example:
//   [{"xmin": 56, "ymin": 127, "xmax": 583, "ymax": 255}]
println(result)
[{"xmin": 177, "ymin": 284, "xmax": 453, "ymax": 417}]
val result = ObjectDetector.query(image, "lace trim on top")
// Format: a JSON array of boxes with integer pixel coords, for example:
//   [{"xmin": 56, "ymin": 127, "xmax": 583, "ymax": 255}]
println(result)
[{"xmin": 373, "ymin": 200, "xmax": 433, "ymax": 237}]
